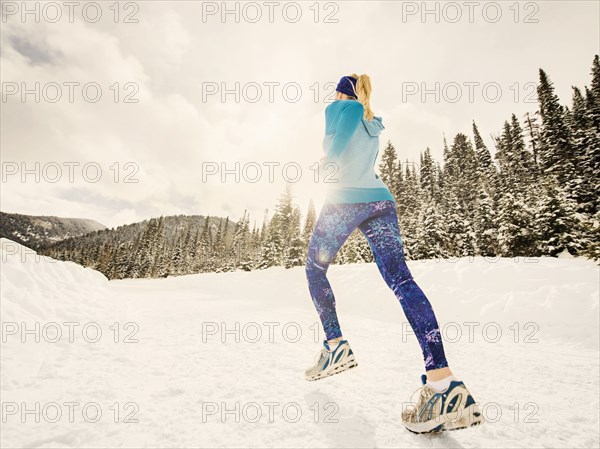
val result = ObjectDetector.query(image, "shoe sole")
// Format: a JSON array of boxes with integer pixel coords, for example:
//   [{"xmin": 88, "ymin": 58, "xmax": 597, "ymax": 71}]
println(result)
[
  {"xmin": 403, "ymin": 404, "xmax": 485, "ymax": 434},
  {"xmin": 305, "ymin": 358, "xmax": 358, "ymax": 381},
  {"xmin": 405, "ymin": 418, "xmax": 484, "ymax": 434}
]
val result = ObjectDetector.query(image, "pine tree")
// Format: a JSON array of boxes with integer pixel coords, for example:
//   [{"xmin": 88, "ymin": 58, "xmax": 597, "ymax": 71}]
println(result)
[
  {"xmin": 493, "ymin": 115, "xmax": 537, "ymax": 201},
  {"xmin": 413, "ymin": 199, "xmax": 447, "ymax": 259},
  {"xmin": 337, "ymin": 230, "xmax": 372, "ymax": 264},
  {"xmin": 474, "ymin": 185, "xmax": 498, "ymax": 257},
  {"xmin": 285, "ymin": 206, "xmax": 304, "ymax": 268},
  {"xmin": 286, "ymin": 235, "xmax": 306, "ymax": 268},
  {"xmin": 355, "ymin": 232, "xmax": 373, "ymax": 262},
  {"xmin": 524, "ymin": 112, "xmax": 541, "ymax": 166},
  {"xmin": 197, "ymin": 216, "xmax": 212, "ymax": 271},
  {"xmin": 272, "ymin": 183, "xmax": 297, "ymax": 265},
  {"xmin": 472, "ymin": 121, "xmax": 496, "ymax": 187},
  {"xmin": 567, "ymin": 86, "xmax": 596, "ymax": 213},
  {"xmin": 579, "ymin": 210, "xmax": 600, "ymax": 262},
  {"xmin": 509, "ymin": 114, "xmax": 537, "ymax": 185},
  {"xmin": 114, "ymin": 242, "xmax": 133, "ymax": 279},
  {"xmin": 379, "ymin": 140, "xmax": 399, "ymax": 197},
  {"xmin": 128, "ymin": 233, "xmax": 142, "ymax": 278},
  {"xmin": 247, "ymin": 223, "xmax": 262, "ymax": 269},
  {"xmin": 170, "ymin": 234, "xmax": 185, "ymax": 276},
  {"xmin": 336, "ymin": 232, "xmax": 356, "ymax": 264},
  {"xmin": 496, "ymin": 178, "xmax": 537, "ymax": 257},
  {"xmin": 445, "ymin": 193, "xmax": 476, "ymax": 257},
  {"xmin": 180, "ymin": 224, "xmax": 193, "ymax": 275},
  {"xmin": 534, "ymin": 176, "xmax": 582, "ymax": 256},
  {"xmin": 587, "ymin": 56, "xmax": 600, "ymax": 203},
  {"xmin": 257, "ymin": 215, "xmax": 282, "ymax": 269},
  {"xmin": 537, "ymin": 68, "xmax": 577, "ymax": 200},
  {"xmin": 189, "ymin": 226, "xmax": 202, "ymax": 273},
  {"xmin": 151, "ymin": 216, "xmax": 166, "ymax": 277},
  {"xmin": 434, "ymin": 162, "xmax": 444, "ymax": 206},
  {"xmin": 419, "ymin": 148, "xmax": 437, "ymax": 201},
  {"xmin": 444, "ymin": 133, "xmax": 479, "ymax": 219},
  {"xmin": 302, "ymin": 199, "xmax": 317, "ymax": 244},
  {"xmin": 398, "ymin": 162, "xmax": 420, "ymax": 233},
  {"xmin": 97, "ymin": 241, "xmax": 113, "ymax": 274},
  {"xmin": 394, "ymin": 160, "xmax": 406, "ymax": 215},
  {"xmin": 231, "ymin": 210, "xmax": 251, "ymax": 270},
  {"xmin": 216, "ymin": 217, "xmax": 233, "ymax": 272},
  {"xmin": 395, "ymin": 163, "xmax": 421, "ymax": 259}
]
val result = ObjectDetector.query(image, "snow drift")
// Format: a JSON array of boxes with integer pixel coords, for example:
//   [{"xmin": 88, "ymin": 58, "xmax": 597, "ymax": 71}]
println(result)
[{"xmin": 1, "ymin": 238, "xmax": 599, "ymax": 448}]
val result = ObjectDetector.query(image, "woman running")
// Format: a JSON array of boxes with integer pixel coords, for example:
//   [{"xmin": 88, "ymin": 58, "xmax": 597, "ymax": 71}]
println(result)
[{"xmin": 303, "ymin": 73, "xmax": 484, "ymax": 433}]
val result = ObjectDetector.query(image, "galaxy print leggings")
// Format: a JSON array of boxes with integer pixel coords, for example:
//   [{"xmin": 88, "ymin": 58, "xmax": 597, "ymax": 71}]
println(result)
[{"xmin": 305, "ymin": 200, "xmax": 448, "ymax": 371}]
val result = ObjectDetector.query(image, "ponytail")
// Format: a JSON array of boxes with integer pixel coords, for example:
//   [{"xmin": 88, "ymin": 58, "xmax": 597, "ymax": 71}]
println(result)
[{"xmin": 348, "ymin": 73, "xmax": 374, "ymax": 121}]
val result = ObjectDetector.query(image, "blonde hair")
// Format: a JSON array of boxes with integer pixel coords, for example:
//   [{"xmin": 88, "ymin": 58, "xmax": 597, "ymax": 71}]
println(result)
[{"xmin": 348, "ymin": 73, "xmax": 374, "ymax": 121}]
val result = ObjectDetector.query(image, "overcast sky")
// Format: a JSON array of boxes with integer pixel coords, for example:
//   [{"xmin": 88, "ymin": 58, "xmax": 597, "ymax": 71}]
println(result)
[{"xmin": 1, "ymin": 1, "xmax": 598, "ymax": 229}]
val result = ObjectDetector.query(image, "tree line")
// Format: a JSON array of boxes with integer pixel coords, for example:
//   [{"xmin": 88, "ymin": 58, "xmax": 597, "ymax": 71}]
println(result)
[{"xmin": 42, "ymin": 55, "xmax": 600, "ymax": 277}]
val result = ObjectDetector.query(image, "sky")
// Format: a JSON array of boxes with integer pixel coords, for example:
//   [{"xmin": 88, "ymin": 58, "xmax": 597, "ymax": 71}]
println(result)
[{"xmin": 1, "ymin": 1, "xmax": 599, "ymax": 229}]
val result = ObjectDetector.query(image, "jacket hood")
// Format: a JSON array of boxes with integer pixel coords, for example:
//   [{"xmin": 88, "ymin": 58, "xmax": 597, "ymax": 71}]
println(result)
[{"xmin": 362, "ymin": 116, "xmax": 385, "ymax": 137}]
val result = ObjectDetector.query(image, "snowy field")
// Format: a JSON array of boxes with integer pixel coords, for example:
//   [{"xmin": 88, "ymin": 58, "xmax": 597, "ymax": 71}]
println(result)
[{"xmin": 1, "ymin": 237, "xmax": 599, "ymax": 448}]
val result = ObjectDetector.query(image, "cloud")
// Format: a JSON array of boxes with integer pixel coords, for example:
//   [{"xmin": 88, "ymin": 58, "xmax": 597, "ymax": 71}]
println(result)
[{"xmin": 1, "ymin": 1, "xmax": 598, "ymax": 228}]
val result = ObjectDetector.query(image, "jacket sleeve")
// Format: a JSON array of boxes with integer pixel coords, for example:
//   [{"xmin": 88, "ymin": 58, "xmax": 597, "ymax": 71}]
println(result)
[{"xmin": 329, "ymin": 101, "xmax": 364, "ymax": 159}]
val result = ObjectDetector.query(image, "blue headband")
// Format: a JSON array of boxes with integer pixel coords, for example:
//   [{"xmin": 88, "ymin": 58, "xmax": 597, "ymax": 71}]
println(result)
[{"xmin": 336, "ymin": 76, "xmax": 358, "ymax": 99}]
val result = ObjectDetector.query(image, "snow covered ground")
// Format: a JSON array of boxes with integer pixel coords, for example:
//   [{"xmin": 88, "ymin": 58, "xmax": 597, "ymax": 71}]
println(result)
[{"xmin": 1, "ymin": 237, "xmax": 599, "ymax": 448}]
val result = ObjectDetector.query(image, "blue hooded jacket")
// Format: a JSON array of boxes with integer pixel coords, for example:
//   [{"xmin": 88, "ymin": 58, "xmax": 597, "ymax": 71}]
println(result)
[{"xmin": 322, "ymin": 99, "xmax": 395, "ymax": 204}]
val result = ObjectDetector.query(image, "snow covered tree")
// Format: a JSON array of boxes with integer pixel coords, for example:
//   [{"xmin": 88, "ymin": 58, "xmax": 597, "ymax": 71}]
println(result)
[
  {"xmin": 533, "ymin": 176, "xmax": 583, "ymax": 256},
  {"xmin": 180, "ymin": 224, "xmax": 193, "ymax": 274},
  {"xmin": 474, "ymin": 185, "xmax": 498, "ymax": 257},
  {"xmin": 286, "ymin": 235, "xmax": 307, "ymax": 268},
  {"xmin": 509, "ymin": 114, "xmax": 538, "ymax": 185},
  {"xmin": 196, "ymin": 216, "xmax": 212, "ymax": 271},
  {"xmin": 579, "ymin": 210, "xmax": 600, "ymax": 262},
  {"xmin": 336, "ymin": 235, "xmax": 356, "ymax": 264},
  {"xmin": 151, "ymin": 216, "xmax": 167, "ymax": 277},
  {"xmin": 537, "ymin": 69, "xmax": 577, "ymax": 200},
  {"xmin": 96, "ymin": 241, "xmax": 113, "ymax": 274},
  {"xmin": 443, "ymin": 133, "xmax": 479, "ymax": 220},
  {"xmin": 170, "ymin": 234, "xmax": 185, "ymax": 276},
  {"xmin": 585, "ymin": 56, "xmax": 600, "ymax": 214},
  {"xmin": 444, "ymin": 193, "xmax": 476, "ymax": 257},
  {"xmin": 494, "ymin": 117, "xmax": 536, "ymax": 192},
  {"xmin": 355, "ymin": 233, "xmax": 373, "ymax": 262},
  {"xmin": 524, "ymin": 112, "xmax": 541, "ymax": 167},
  {"xmin": 113, "ymin": 242, "xmax": 133, "ymax": 279},
  {"xmin": 213, "ymin": 218, "xmax": 230, "ymax": 272},
  {"xmin": 567, "ymin": 86, "xmax": 597, "ymax": 214},
  {"xmin": 413, "ymin": 199, "xmax": 448, "ymax": 259},
  {"xmin": 302, "ymin": 199, "xmax": 316, "ymax": 245},
  {"xmin": 337, "ymin": 230, "xmax": 372, "ymax": 264},
  {"xmin": 244, "ymin": 222, "xmax": 262, "ymax": 270},
  {"xmin": 378, "ymin": 140, "xmax": 400, "ymax": 198},
  {"xmin": 257, "ymin": 216, "xmax": 283, "ymax": 269},
  {"xmin": 397, "ymin": 162, "xmax": 420, "ymax": 234},
  {"xmin": 128, "ymin": 234, "xmax": 142, "ymax": 278},
  {"xmin": 288, "ymin": 206, "xmax": 303, "ymax": 265},
  {"xmin": 230, "ymin": 210, "xmax": 251, "ymax": 270},
  {"xmin": 495, "ymin": 179, "xmax": 537, "ymax": 257},
  {"xmin": 419, "ymin": 148, "xmax": 437, "ymax": 201},
  {"xmin": 269, "ymin": 183, "xmax": 301, "ymax": 266},
  {"xmin": 472, "ymin": 121, "xmax": 497, "ymax": 188}
]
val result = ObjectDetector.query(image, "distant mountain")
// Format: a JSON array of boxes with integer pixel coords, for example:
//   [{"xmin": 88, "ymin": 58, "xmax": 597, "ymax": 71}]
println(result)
[
  {"xmin": 40, "ymin": 214, "xmax": 242, "ymax": 279},
  {"xmin": 0, "ymin": 212, "xmax": 107, "ymax": 249}
]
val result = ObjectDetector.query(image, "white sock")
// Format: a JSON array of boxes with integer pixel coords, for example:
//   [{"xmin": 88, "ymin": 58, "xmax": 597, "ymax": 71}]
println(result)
[
  {"xmin": 327, "ymin": 340, "xmax": 341, "ymax": 351},
  {"xmin": 427, "ymin": 375, "xmax": 457, "ymax": 393}
]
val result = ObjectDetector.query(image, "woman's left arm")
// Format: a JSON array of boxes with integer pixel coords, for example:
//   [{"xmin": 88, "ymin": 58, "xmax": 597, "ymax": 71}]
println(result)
[{"xmin": 328, "ymin": 101, "xmax": 364, "ymax": 159}]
